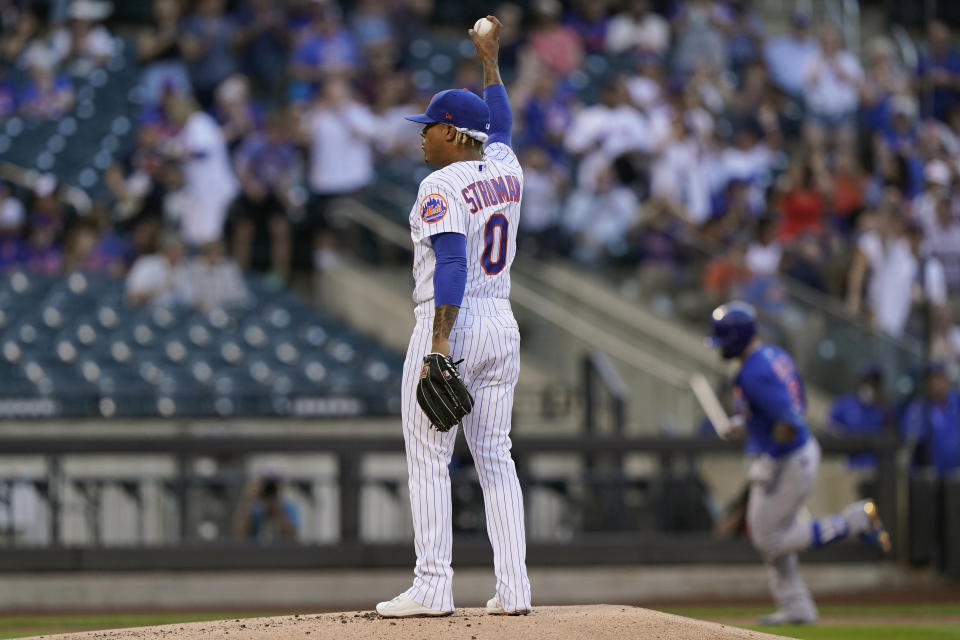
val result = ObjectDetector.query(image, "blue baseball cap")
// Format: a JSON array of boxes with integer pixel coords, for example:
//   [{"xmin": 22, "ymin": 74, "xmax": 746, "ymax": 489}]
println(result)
[
  {"xmin": 404, "ymin": 89, "xmax": 491, "ymax": 141},
  {"xmin": 705, "ymin": 301, "xmax": 757, "ymax": 359}
]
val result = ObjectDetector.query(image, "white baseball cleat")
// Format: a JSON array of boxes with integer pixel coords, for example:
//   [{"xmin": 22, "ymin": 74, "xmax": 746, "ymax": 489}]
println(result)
[
  {"xmin": 486, "ymin": 596, "xmax": 531, "ymax": 616},
  {"xmin": 375, "ymin": 593, "xmax": 452, "ymax": 618}
]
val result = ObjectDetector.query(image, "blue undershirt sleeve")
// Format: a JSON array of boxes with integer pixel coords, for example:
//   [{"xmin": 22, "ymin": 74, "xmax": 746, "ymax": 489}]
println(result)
[
  {"xmin": 483, "ymin": 83, "xmax": 512, "ymax": 147},
  {"xmin": 430, "ymin": 232, "xmax": 467, "ymax": 307}
]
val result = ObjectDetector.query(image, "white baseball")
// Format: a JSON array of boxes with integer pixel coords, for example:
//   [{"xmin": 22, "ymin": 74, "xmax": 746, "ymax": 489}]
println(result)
[{"xmin": 473, "ymin": 17, "xmax": 493, "ymax": 36}]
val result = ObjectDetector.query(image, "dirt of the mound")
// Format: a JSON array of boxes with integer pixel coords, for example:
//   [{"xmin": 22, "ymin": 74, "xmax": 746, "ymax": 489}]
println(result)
[{"xmin": 25, "ymin": 605, "xmax": 793, "ymax": 640}]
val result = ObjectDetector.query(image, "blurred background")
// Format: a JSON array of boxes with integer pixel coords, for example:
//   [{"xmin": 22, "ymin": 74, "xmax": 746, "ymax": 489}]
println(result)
[{"xmin": 0, "ymin": 0, "xmax": 957, "ymax": 613}]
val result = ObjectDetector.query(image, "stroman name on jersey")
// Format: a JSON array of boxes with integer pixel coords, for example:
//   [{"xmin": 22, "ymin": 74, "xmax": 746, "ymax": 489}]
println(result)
[{"xmin": 460, "ymin": 173, "xmax": 522, "ymax": 214}]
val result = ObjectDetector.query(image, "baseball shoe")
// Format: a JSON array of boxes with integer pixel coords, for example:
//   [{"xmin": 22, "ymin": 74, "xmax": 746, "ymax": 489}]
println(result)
[
  {"xmin": 758, "ymin": 611, "xmax": 818, "ymax": 625},
  {"xmin": 375, "ymin": 593, "xmax": 452, "ymax": 618},
  {"xmin": 858, "ymin": 499, "xmax": 892, "ymax": 555},
  {"xmin": 486, "ymin": 596, "xmax": 530, "ymax": 616}
]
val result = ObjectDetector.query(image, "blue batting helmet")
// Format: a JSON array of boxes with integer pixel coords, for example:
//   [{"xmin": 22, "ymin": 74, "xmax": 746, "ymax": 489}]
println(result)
[{"xmin": 705, "ymin": 301, "xmax": 756, "ymax": 359}]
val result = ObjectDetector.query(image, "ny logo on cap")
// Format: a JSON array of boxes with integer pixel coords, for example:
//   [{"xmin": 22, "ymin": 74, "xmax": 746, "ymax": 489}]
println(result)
[{"xmin": 444, "ymin": 112, "xmax": 453, "ymax": 120}]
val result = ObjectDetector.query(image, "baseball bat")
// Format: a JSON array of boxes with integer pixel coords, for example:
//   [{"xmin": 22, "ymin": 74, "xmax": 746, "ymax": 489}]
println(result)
[{"xmin": 690, "ymin": 373, "xmax": 735, "ymax": 439}]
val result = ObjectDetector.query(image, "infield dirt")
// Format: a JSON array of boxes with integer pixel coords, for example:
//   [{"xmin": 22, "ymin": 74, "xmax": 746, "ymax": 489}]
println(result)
[{"xmin": 23, "ymin": 605, "xmax": 792, "ymax": 640}]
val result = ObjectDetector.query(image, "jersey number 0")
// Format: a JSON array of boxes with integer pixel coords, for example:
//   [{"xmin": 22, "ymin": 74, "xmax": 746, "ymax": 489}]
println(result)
[{"xmin": 482, "ymin": 213, "xmax": 509, "ymax": 275}]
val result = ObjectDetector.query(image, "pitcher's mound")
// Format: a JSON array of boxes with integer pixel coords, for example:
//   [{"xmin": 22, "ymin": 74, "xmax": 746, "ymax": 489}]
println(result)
[{"xmin": 26, "ymin": 605, "xmax": 793, "ymax": 640}]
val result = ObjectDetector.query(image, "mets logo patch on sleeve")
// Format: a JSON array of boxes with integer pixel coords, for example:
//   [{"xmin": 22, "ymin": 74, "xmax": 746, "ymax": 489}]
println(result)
[{"xmin": 420, "ymin": 193, "xmax": 448, "ymax": 223}]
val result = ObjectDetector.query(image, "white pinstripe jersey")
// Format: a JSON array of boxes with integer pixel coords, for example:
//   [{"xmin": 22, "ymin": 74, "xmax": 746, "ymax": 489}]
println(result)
[{"xmin": 409, "ymin": 142, "xmax": 523, "ymax": 305}]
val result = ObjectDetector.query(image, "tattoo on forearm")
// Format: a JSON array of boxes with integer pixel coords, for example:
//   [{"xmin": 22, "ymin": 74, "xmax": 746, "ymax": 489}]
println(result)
[
  {"xmin": 482, "ymin": 60, "xmax": 502, "ymax": 88},
  {"xmin": 433, "ymin": 305, "xmax": 460, "ymax": 342}
]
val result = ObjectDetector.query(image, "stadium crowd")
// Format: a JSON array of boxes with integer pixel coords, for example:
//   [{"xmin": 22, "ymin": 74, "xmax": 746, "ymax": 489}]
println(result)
[{"xmin": 0, "ymin": 2, "xmax": 959, "ymax": 397}]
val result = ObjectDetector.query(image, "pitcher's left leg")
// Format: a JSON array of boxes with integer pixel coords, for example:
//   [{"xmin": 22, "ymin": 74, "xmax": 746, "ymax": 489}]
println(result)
[{"xmin": 460, "ymin": 320, "xmax": 530, "ymax": 613}]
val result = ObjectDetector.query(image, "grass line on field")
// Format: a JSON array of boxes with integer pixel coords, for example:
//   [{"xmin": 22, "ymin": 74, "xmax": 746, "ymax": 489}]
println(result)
[
  {"xmin": 741, "ymin": 624, "xmax": 960, "ymax": 640},
  {"xmin": 660, "ymin": 602, "xmax": 960, "ymax": 620},
  {"xmin": 0, "ymin": 612, "xmax": 286, "ymax": 640}
]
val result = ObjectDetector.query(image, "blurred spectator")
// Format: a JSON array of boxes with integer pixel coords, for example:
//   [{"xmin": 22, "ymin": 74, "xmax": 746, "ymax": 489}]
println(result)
[
  {"xmin": 290, "ymin": 1, "xmax": 358, "ymax": 99},
  {"xmin": 803, "ymin": 26, "xmax": 862, "ymax": 151},
  {"xmin": 879, "ymin": 94, "xmax": 920, "ymax": 158},
  {"xmin": 780, "ymin": 234, "xmax": 828, "ymax": 293},
  {"xmin": 562, "ymin": 164, "xmax": 638, "ymax": 264},
  {"xmin": 17, "ymin": 51, "xmax": 74, "ymax": 120},
  {"xmin": 371, "ymin": 73, "xmax": 421, "ymax": 160},
  {"xmin": 744, "ymin": 216, "xmax": 781, "ymax": 277},
  {"xmin": 514, "ymin": 63, "xmax": 573, "ymax": 158},
  {"xmin": 723, "ymin": 0, "xmax": 766, "ymax": 77},
  {"xmin": 228, "ymin": 111, "xmax": 298, "ymax": 283},
  {"xmin": 180, "ymin": 0, "xmax": 238, "ymax": 107},
  {"xmin": 518, "ymin": 146, "xmax": 567, "ymax": 256},
  {"xmin": 606, "ymin": 0, "xmax": 669, "ymax": 57},
  {"xmin": 233, "ymin": 473, "xmax": 301, "ymax": 543},
  {"xmin": 0, "ymin": 182, "xmax": 25, "ymax": 271},
  {"xmin": 776, "ymin": 155, "xmax": 828, "ymax": 242},
  {"xmin": 912, "ymin": 159, "xmax": 952, "ymax": 228},
  {"xmin": 230, "ymin": 0, "xmax": 289, "ymax": 97},
  {"xmin": 650, "ymin": 113, "xmax": 712, "ymax": 224},
  {"xmin": 827, "ymin": 149, "xmax": 866, "ymax": 236},
  {"xmin": 214, "ymin": 74, "xmax": 262, "ymax": 151},
  {"xmin": 671, "ymin": 0, "xmax": 728, "ymax": 78},
  {"xmin": 828, "ymin": 364, "xmax": 890, "ymax": 470},
  {"xmin": 702, "ymin": 240, "xmax": 751, "ymax": 302},
  {"xmin": 763, "ymin": 10, "xmax": 819, "ymax": 98},
  {"xmin": 564, "ymin": 0, "xmax": 609, "ymax": 54},
  {"xmin": 718, "ymin": 119, "xmax": 772, "ymax": 215},
  {"xmin": 61, "ymin": 0, "xmax": 114, "ymax": 76},
  {"xmin": 921, "ymin": 195, "xmax": 960, "ymax": 294},
  {"xmin": 351, "ymin": 0, "xmax": 392, "ymax": 51},
  {"xmin": 162, "ymin": 93, "xmax": 238, "ymax": 247},
  {"xmin": 901, "ymin": 362, "xmax": 959, "ymax": 476},
  {"xmin": 125, "ymin": 232, "xmax": 189, "ymax": 306},
  {"xmin": 528, "ymin": 0, "xmax": 583, "ymax": 76},
  {"xmin": 180, "ymin": 240, "xmax": 248, "ymax": 312},
  {"xmin": 633, "ymin": 198, "xmax": 685, "ymax": 289},
  {"xmin": 860, "ymin": 37, "xmax": 909, "ymax": 134},
  {"xmin": 28, "ymin": 174, "xmax": 75, "ymax": 244},
  {"xmin": 301, "ymin": 77, "xmax": 375, "ymax": 269},
  {"xmin": 22, "ymin": 215, "xmax": 62, "ymax": 276},
  {"xmin": 0, "ymin": 67, "xmax": 15, "ymax": 121},
  {"xmin": 104, "ymin": 112, "xmax": 170, "ymax": 246},
  {"xmin": 1, "ymin": 3, "xmax": 40, "ymax": 63},
  {"xmin": 917, "ymin": 20, "xmax": 960, "ymax": 122},
  {"xmin": 137, "ymin": 0, "xmax": 192, "ymax": 104},
  {"xmin": 848, "ymin": 213, "xmax": 947, "ymax": 339},
  {"xmin": 564, "ymin": 76, "xmax": 651, "ymax": 189},
  {"xmin": 62, "ymin": 213, "xmax": 130, "ymax": 276}
]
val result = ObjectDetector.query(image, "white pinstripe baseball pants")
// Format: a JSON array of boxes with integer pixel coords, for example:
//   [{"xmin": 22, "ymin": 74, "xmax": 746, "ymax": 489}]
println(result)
[{"xmin": 400, "ymin": 297, "xmax": 531, "ymax": 613}]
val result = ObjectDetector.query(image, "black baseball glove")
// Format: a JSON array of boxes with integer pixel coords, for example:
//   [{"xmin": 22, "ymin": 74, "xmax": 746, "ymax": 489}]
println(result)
[{"xmin": 416, "ymin": 353, "xmax": 474, "ymax": 432}]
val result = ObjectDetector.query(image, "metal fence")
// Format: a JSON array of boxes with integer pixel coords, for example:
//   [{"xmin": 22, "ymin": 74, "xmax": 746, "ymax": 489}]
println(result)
[{"xmin": 0, "ymin": 431, "xmax": 901, "ymax": 571}]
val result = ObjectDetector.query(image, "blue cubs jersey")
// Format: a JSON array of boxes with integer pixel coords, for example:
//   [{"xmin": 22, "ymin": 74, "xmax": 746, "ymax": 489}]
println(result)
[{"xmin": 734, "ymin": 344, "xmax": 810, "ymax": 458}]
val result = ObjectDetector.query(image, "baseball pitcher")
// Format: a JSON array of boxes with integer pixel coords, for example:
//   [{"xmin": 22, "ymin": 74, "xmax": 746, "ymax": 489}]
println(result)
[{"xmin": 376, "ymin": 16, "xmax": 532, "ymax": 618}]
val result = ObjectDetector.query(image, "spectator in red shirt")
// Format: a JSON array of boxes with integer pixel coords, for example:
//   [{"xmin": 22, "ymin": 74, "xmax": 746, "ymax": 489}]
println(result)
[
  {"xmin": 528, "ymin": 0, "xmax": 584, "ymax": 76},
  {"xmin": 776, "ymin": 156, "xmax": 829, "ymax": 242}
]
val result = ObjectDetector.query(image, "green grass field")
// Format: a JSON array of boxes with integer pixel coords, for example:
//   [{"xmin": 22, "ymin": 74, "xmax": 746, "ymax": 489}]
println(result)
[
  {"xmin": 0, "ymin": 603, "xmax": 956, "ymax": 639},
  {"xmin": 0, "ymin": 612, "xmax": 277, "ymax": 639},
  {"xmin": 660, "ymin": 603, "xmax": 960, "ymax": 640}
]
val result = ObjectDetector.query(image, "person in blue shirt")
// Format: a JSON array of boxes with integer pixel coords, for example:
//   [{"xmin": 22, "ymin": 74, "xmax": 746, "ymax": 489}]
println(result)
[
  {"xmin": 901, "ymin": 362, "xmax": 960, "ymax": 476},
  {"xmin": 828, "ymin": 363, "xmax": 891, "ymax": 470},
  {"xmin": 233, "ymin": 473, "xmax": 301, "ymax": 543},
  {"xmin": 917, "ymin": 21, "xmax": 960, "ymax": 122},
  {"xmin": 706, "ymin": 302, "xmax": 891, "ymax": 625}
]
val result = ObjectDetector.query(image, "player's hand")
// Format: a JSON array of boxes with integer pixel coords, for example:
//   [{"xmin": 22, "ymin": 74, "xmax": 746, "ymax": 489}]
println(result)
[
  {"xmin": 468, "ymin": 15, "xmax": 501, "ymax": 63},
  {"xmin": 726, "ymin": 415, "xmax": 747, "ymax": 440}
]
